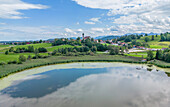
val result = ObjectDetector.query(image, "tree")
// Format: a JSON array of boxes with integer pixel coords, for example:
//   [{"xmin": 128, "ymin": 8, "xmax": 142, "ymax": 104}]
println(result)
[
  {"xmin": 145, "ymin": 37, "xmax": 150, "ymax": 42},
  {"xmin": 120, "ymin": 47, "xmax": 124, "ymax": 54},
  {"xmin": 76, "ymin": 37, "xmax": 81, "ymax": 41},
  {"xmin": 91, "ymin": 46, "xmax": 97, "ymax": 53},
  {"xmin": 52, "ymin": 50, "xmax": 58, "ymax": 55},
  {"xmin": 163, "ymin": 52, "xmax": 170, "ymax": 62},
  {"xmin": 27, "ymin": 46, "xmax": 34, "ymax": 52},
  {"xmin": 15, "ymin": 48, "xmax": 20, "ymax": 53},
  {"xmin": 110, "ymin": 47, "xmax": 119, "ymax": 55},
  {"xmin": 83, "ymin": 46, "xmax": 90, "ymax": 52},
  {"xmin": 19, "ymin": 55, "xmax": 26, "ymax": 62},
  {"xmin": 151, "ymin": 35, "xmax": 154, "ymax": 41},
  {"xmin": 9, "ymin": 47, "xmax": 14, "ymax": 52},
  {"xmin": 155, "ymin": 50, "xmax": 163, "ymax": 60},
  {"xmin": 34, "ymin": 48, "xmax": 39, "ymax": 55},
  {"xmin": 27, "ymin": 55, "xmax": 32, "ymax": 60},
  {"xmin": 124, "ymin": 36, "xmax": 132, "ymax": 42},
  {"xmin": 110, "ymin": 49, "xmax": 116, "ymax": 55},
  {"xmin": 91, "ymin": 38, "xmax": 94, "ymax": 42},
  {"xmin": 160, "ymin": 35, "xmax": 166, "ymax": 41},
  {"xmin": 98, "ymin": 39, "xmax": 101, "ymax": 43},
  {"xmin": 39, "ymin": 40, "xmax": 43, "ymax": 43},
  {"xmin": 5, "ymin": 51, "xmax": 9, "ymax": 55},
  {"xmin": 38, "ymin": 47, "xmax": 47, "ymax": 53},
  {"xmin": 147, "ymin": 50, "xmax": 154, "ymax": 60}
]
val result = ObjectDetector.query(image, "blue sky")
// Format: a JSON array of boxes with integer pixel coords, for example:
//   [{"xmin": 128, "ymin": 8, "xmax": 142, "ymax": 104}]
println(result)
[{"xmin": 0, "ymin": 0, "xmax": 169, "ymax": 40}]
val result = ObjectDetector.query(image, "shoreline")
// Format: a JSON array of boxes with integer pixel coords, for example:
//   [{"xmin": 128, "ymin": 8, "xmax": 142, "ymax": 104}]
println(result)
[{"xmin": 0, "ymin": 55, "xmax": 170, "ymax": 79}]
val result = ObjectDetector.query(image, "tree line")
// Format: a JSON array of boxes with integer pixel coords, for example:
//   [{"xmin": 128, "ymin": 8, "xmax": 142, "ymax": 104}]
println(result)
[{"xmin": 147, "ymin": 49, "xmax": 170, "ymax": 62}]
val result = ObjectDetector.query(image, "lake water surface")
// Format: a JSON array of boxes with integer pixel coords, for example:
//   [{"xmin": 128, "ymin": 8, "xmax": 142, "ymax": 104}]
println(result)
[{"xmin": 0, "ymin": 63, "xmax": 170, "ymax": 107}]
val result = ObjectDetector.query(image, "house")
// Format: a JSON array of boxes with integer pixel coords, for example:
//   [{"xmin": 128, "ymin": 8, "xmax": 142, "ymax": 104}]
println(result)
[
  {"xmin": 84, "ymin": 36, "xmax": 91, "ymax": 40},
  {"xmin": 141, "ymin": 59, "xmax": 147, "ymax": 62},
  {"xmin": 111, "ymin": 43, "xmax": 118, "ymax": 46},
  {"xmin": 100, "ymin": 40, "xmax": 106, "ymax": 44},
  {"xmin": 82, "ymin": 33, "xmax": 90, "ymax": 40},
  {"xmin": 26, "ymin": 42, "xmax": 31, "ymax": 44},
  {"xmin": 137, "ymin": 46, "xmax": 146, "ymax": 50},
  {"xmin": 94, "ymin": 39, "xmax": 99, "ymax": 43},
  {"xmin": 133, "ymin": 45, "xmax": 136, "ymax": 48}
]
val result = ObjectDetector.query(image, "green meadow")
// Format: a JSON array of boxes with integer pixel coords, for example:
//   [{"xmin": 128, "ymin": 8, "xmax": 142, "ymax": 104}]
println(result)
[
  {"xmin": 125, "ymin": 51, "xmax": 157, "ymax": 58},
  {"xmin": 136, "ymin": 35, "xmax": 169, "ymax": 49},
  {"xmin": 0, "ymin": 43, "xmax": 80, "ymax": 62}
]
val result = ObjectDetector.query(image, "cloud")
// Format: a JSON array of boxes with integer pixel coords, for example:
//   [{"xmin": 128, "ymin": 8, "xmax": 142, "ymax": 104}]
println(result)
[
  {"xmin": 90, "ymin": 17, "xmax": 100, "ymax": 22},
  {"xmin": 91, "ymin": 28, "xmax": 104, "ymax": 33},
  {"xmin": 74, "ymin": 0, "xmax": 170, "ymax": 35},
  {"xmin": 0, "ymin": 23, "xmax": 6, "ymax": 25},
  {"xmin": 84, "ymin": 21, "xmax": 95, "ymax": 25},
  {"xmin": 76, "ymin": 29, "xmax": 83, "ymax": 33},
  {"xmin": 1, "ymin": 63, "xmax": 170, "ymax": 107},
  {"xmin": 65, "ymin": 28, "xmax": 74, "ymax": 33},
  {"xmin": 0, "ymin": 0, "xmax": 48, "ymax": 19}
]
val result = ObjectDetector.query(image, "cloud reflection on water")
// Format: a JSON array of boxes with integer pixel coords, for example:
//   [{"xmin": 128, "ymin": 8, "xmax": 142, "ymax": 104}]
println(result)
[{"xmin": 0, "ymin": 63, "xmax": 170, "ymax": 107}]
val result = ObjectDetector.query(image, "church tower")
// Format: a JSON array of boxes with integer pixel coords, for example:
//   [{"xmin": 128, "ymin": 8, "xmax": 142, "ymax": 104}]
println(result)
[{"xmin": 82, "ymin": 33, "xmax": 84, "ymax": 39}]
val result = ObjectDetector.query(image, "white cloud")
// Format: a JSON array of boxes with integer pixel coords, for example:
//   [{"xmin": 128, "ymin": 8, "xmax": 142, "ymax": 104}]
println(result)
[
  {"xmin": 0, "ymin": 0, "xmax": 48, "ymax": 19},
  {"xmin": 90, "ymin": 17, "xmax": 100, "ymax": 22},
  {"xmin": 91, "ymin": 28, "xmax": 104, "ymax": 33},
  {"xmin": 74, "ymin": 0, "xmax": 170, "ymax": 34},
  {"xmin": 76, "ymin": 29, "xmax": 83, "ymax": 33},
  {"xmin": 0, "ymin": 23, "xmax": 6, "ymax": 25},
  {"xmin": 84, "ymin": 21, "xmax": 95, "ymax": 25},
  {"xmin": 76, "ymin": 22, "xmax": 80, "ymax": 25},
  {"xmin": 65, "ymin": 28, "xmax": 74, "ymax": 33}
]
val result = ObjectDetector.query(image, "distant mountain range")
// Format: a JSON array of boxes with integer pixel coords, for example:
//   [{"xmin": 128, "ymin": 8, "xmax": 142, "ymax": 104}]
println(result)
[
  {"xmin": 94, "ymin": 35, "xmax": 120, "ymax": 41},
  {"xmin": 0, "ymin": 32, "xmax": 160, "ymax": 43}
]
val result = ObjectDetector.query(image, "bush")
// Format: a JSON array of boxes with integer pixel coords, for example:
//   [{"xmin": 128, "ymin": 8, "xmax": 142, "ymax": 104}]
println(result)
[
  {"xmin": 147, "ymin": 50, "xmax": 154, "ymax": 61},
  {"xmin": 17, "ymin": 61, "xmax": 23, "ymax": 64},
  {"xmin": 52, "ymin": 50, "xmax": 57, "ymax": 56},
  {"xmin": 110, "ymin": 47, "xmax": 120, "ymax": 55},
  {"xmin": 5, "ymin": 51, "xmax": 9, "ymax": 55},
  {"xmin": 145, "ymin": 37, "xmax": 151, "ymax": 42},
  {"xmin": 0, "ymin": 62, "xmax": 6, "ymax": 66},
  {"xmin": 7, "ymin": 60, "xmax": 17, "ymax": 64},
  {"xmin": 38, "ymin": 47, "xmax": 47, "ymax": 53},
  {"xmin": 27, "ymin": 55, "xmax": 32, "ymax": 60},
  {"xmin": 11, "ymin": 60, "xmax": 17, "ymax": 64},
  {"xmin": 19, "ymin": 55, "xmax": 27, "ymax": 62}
]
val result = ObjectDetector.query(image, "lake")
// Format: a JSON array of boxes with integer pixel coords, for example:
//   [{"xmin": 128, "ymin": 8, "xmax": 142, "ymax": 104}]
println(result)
[{"xmin": 0, "ymin": 62, "xmax": 170, "ymax": 107}]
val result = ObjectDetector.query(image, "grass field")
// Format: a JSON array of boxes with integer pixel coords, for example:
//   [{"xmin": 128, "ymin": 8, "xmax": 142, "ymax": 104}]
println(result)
[
  {"xmin": 0, "ymin": 43, "xmax": 79, "ymax": 52},
  {"xmin": 0, "ymin": 54, "xmax": 144, "ymax": 78},
  {"xmin": 125, "ymin": 51, "xmax": 156, "ymax": 58},
  {"xmin": 0, "ymin": 43, "xmax": 81, "ymax": 62},
  {"xmin": 136, "ymin": 35, "xmax": 170, "ymax": 49},
  {"xmin": 0, "ymin": 53, "xmax": 170, "ymax": 78},
  {"xmin": 0, "ymin": 53, "xmax": 48, "ymax": 63}
]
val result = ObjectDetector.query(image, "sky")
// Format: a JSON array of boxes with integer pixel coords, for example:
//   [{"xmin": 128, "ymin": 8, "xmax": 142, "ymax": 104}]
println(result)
[{"xmin": 0, "ymin": 0, "xmax": 170, "ymax": 41}]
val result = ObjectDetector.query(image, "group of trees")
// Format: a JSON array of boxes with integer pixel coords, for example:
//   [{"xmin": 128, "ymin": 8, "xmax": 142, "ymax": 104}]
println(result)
[
  {"xmin": 7, "ymin": 40, "xmax": 45, "ymax": 45},
  {"xmin": 51, "ymin": 46, "xmax": 97, "ymax": 56},
  {"xmin": 160, "ymin": 32, "xmax": 170, "ymax": 41},
  {"xmin": 144, "ymin": 35, "xmax": 155, "ymax": 42},
  {"xmin": 116, "ymin": 34, "xmax": 143, "ymax": 42},
  {"xmin": 155, "ymin": 49, "xmax": 170, "ymax": 62},
  {"xmin": 147, "ymin": 49, "xmax": 170, "ymax": 62},
  {"xmin": 52, "ymin": 38, "xmax": 82, "ymax": 46},
  {"xmin": 110, "ymin": 47, "xmax": 120, "ymax": 55},
  {"xmin": 5, "ymin": 46, "xmax": 47, "ymax": 54},
  {"xmin": 131, "ymin": 40, "xmax": 150, "ymax": 48}
]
